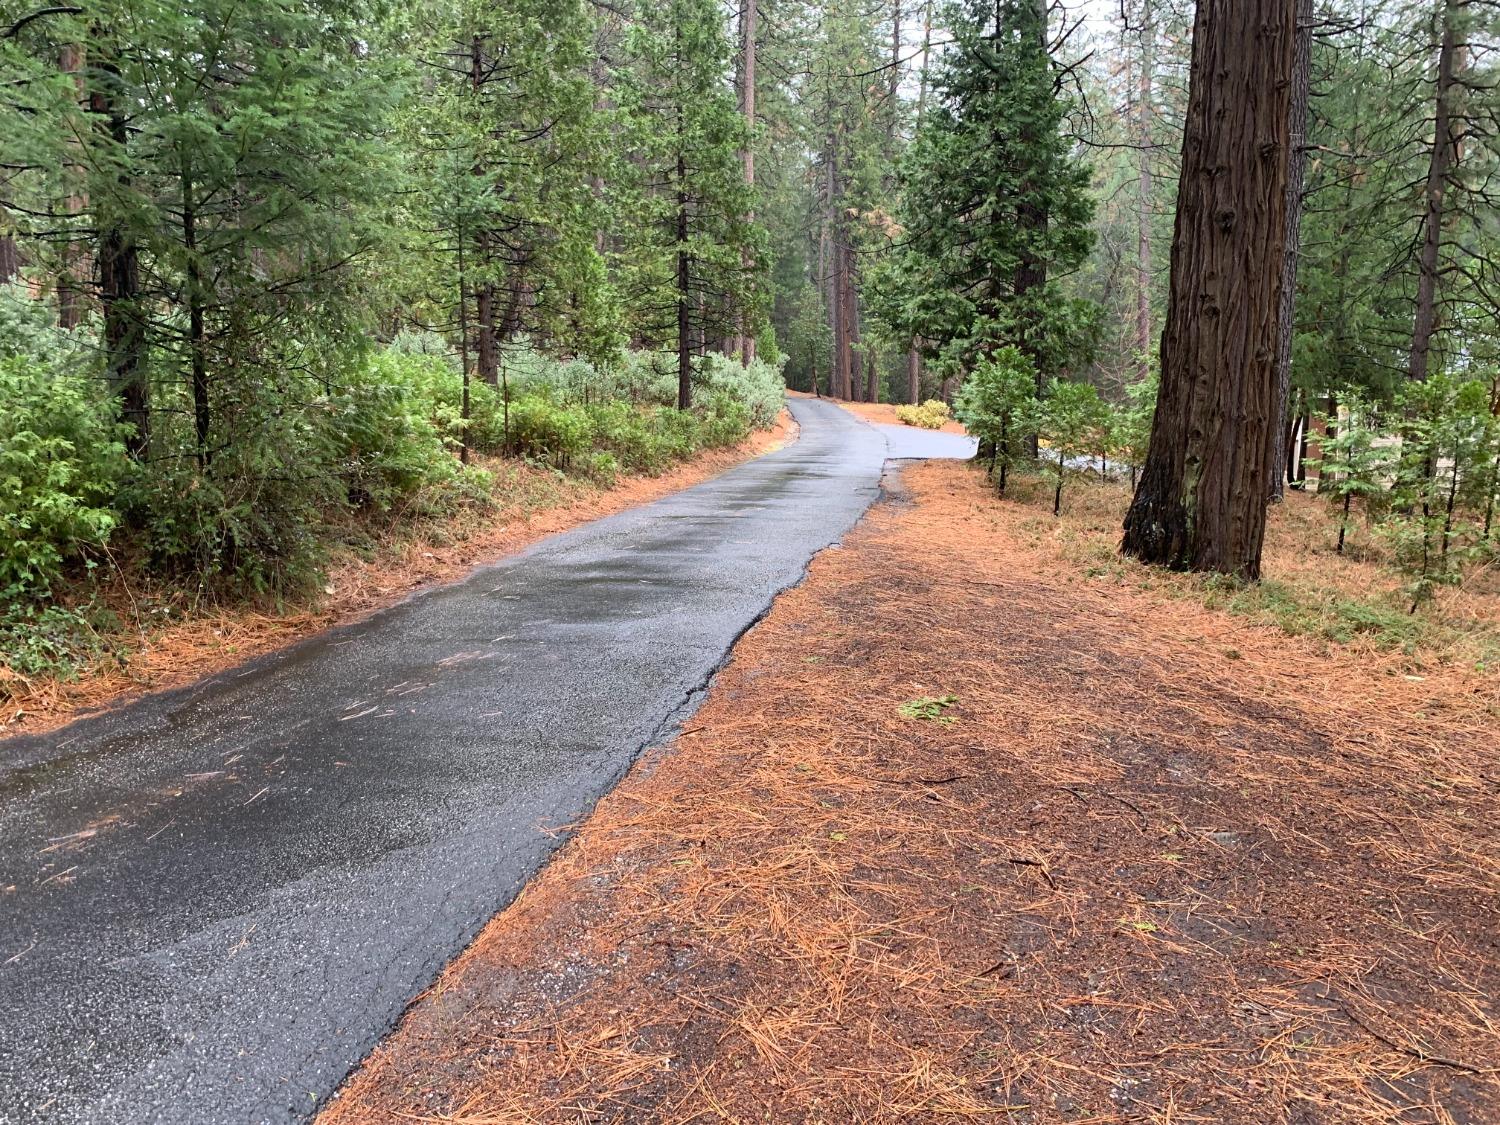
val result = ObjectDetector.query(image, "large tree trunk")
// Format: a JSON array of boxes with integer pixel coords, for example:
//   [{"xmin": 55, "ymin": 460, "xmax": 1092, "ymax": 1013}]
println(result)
[
  {"xmin": 1407, "ymin": 0, "xmax": 1461, "ymax": 384},
  {"xmin": 0, "ymin": 232, "xmax": 18, "ymax": 283},
  {"xmin": 1013, "ymin": 0, "xmax": 1049, "ymax": 455},
  {"xmin": 846, "ymin": 265, "xmax": 863, "ymax": 400},
  {"xmin": 904, "ymin": 0, "xmax": 935, "ymax": 404},
  {"xmin": 475, "ymin": 270, "xmax": 498, "ymax": 386},
  {"xmin": 183, "ymin": 167, "xmax": 209, "ymax": 464},
  {"xmin": 825, "ymin": 129, "xmax": 850, "ymax": 399},
  {"xmin": 1120, "ymin": 0, "xmax": 1295, "ymax": 579},
  {"xmin": 1268, "ymin": 0, "xmax": 1313, "ymax": 500}
]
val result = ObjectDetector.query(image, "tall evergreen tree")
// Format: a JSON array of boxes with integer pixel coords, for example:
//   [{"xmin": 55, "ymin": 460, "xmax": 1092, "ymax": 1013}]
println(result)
[
  {"xmin": 619, "ymin": 0, "xmax": 760, "ymax": 409},
  {"xmin": 876, "ymin": 0, "xmax": 1097, "ymax": 401}
]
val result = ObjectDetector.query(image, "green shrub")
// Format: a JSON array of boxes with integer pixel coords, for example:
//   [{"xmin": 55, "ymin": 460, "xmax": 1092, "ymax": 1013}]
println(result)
[
  {"xmin": 580, "ymin": 450, "xmax": 620, "ymax": 484},
  {"xmin": 125, "ymin": 390, "xmax": 343, "ymax": 598},
  {"xmin": 700, "ymin": 396, "xmax": 752, "ymax": 447},
  {"xmin": 697, "ymin": 353, "xmax": 785, "ymax": 429},
  {"xmin": 953, "ymin": 347, "xmax": 1037, "ymax": 493},
  {"xmin": 333, "ymin": 357, "xmax": 462, "ymax": 513},
  {"xmin": 0, "ymin": 354, "xmax": 126, "ymax": 601},
  {"xmin": 0, "ymin": 600, "xmax": 116, "ymax": 688},
  {"xmin": 508, "ymin": 395, "xmax": 594, "ymax": 467}
]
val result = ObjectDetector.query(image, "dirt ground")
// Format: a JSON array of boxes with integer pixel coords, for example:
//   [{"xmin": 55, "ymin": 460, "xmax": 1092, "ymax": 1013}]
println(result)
[
  {"xmin": 320, "ymin": 460, "xmax": 1500, "ymax": 1125},
  {"xmin": 0, "ymin": 413, "xmax": 795, "ymax": 737}
]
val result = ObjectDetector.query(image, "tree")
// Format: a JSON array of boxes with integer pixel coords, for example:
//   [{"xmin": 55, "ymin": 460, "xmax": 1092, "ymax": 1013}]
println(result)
[
  {"xmin": 1038, "ymin": 379, "xmax": 1108, "ymax": 516},
  {"xmin": 953, "ymin": 346, "xmax": 1037, "ymax": 494},
  {"xmin": 881, "ymin": 0, "xmax": 1096, "ymax": 422},
  {"xmin": 620, "ymin": 0, "xmax": 760, "ymax": 410},
  {"xmin": 1120, "ymin": 0, "xmax": 1296, "ymax": 579},
  {"xmin": 1311, "ymin": 393, "xmax": 1392, "ymax": 553},
  {"xmin": 1268, "ymin": 0, "xmax": 1313, "ymax": 500}
]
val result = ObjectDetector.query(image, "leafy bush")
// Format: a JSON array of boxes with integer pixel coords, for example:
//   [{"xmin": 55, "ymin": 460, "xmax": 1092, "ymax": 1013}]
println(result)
[
  {"xmin": 697, "ymin": 353, "xmax": 785, "ymax": 429},
  {"xmin": 332, "ymin": 356, "xmax": 463, "ymax": 512},
  {"xmin": 508, "ymin": 395, "xmax": 595, "ymax": 467},
  {"xmin": 0, "ymin": 282, "xmax": 92, "ymax": 368},
  {"xmin": 0, "ymin": 354, "xmax": 126, "ymax": 601},
  {"xmin": 895, "ymin": 399, "xmax": 953, "ymax": 429},
  {"xmin": 507, "ymin": 343, "xmax": 784, "ymax": 427},
  {"xmin": 0, "ymin": 600, "xmax": 116, "ymax": 689},
  {"xmin": 125, "ymin": 385, "xmax": 344, "ymax": 598}
]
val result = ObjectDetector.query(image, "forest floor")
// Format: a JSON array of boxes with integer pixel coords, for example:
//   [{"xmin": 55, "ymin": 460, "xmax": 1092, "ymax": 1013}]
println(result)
[
  {"xmin": 319, "ymin": 458, "xmax": 1500, "ymax": 1125},
  {"xmin": 0, "ymin": 411, "xmax": 795, "ymax": 739}
]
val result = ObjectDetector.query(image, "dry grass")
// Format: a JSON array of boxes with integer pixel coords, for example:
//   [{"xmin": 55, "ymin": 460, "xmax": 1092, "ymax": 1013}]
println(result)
[
  {"xmin": 0, "ymin": 412, "xmax": 795, "ymax": 737},
  {"xmin": 992, "ymin": 467, "xmax": 1500, "ymax": 673},
  {"xmin": 319, "ymin": 459, "xmax": 1500, "ymax": 1125}
]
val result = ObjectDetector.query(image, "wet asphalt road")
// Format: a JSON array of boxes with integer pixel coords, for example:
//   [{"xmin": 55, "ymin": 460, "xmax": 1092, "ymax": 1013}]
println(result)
[{"xmin": 0, "ymin": 397, "xmax": 965, "ymax": 1125}]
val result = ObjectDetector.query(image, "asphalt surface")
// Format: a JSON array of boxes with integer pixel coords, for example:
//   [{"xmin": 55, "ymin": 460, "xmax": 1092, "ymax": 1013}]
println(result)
[{"xmin": 0, "ymin": 396, "xmax": 969, "ymax": 1125}]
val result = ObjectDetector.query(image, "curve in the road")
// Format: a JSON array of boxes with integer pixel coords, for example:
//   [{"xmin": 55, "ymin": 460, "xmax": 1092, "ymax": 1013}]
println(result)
[{"xmin": 0, "ymin": 396, "xmax": 964, "ymax": 1124}]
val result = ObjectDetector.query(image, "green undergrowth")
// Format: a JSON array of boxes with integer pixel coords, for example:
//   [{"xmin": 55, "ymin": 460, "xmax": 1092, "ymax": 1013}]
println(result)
[{"xmin": 1, "ymin": 311, "xmax": 784, "ymax": 689}]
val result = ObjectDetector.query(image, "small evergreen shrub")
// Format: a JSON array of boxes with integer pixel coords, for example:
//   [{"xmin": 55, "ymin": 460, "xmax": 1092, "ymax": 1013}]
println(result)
[{"xmin": 0, "ymin": 354, "xmax": 127, "ymax": 601}]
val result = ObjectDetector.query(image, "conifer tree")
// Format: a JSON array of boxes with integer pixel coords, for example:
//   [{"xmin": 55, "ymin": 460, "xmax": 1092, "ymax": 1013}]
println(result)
[
  {"xmin": 619, "ymin": 0, "xmax": 760, "ymax": 409},
  {"xmin": 880, "ymin": 0, "xmax": 1096, "ymax": 399}
]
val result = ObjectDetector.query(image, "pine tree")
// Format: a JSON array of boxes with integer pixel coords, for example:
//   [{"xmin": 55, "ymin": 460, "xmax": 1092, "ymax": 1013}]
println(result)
[
  {"xmin": 619, "ymin": 0, "xmax": 760, "ymax": 410},
  {"xmin": 880, "ymin": 0, "xmax": 1097, "ymax": 399}
]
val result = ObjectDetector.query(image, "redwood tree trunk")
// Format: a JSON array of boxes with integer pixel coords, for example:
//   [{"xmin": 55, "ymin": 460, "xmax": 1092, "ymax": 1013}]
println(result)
[
  {"xmin": 1120, "ymin": 0, "xmax": 1295, "ymax": 579},
  {"xmin": 1134, "ymin": 0, "xmax": 1153, "ymax": 385},
  {"xmin": 475, "ymin": 270, "xmax": 498, "ymax": 387},
  {"xmin": 905, "ymin": 0, "xmax": 934, "ymax": 405},
  {"xmin": 0, "ymin": 234, "xmax": 18, "ymax": 283}
]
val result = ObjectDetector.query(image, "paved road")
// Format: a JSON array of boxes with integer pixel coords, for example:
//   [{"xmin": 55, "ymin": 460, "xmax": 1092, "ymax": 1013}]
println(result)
[
  {"xmin": 867, "ymin": 422, "xmax": 976, "ymax": 460},
  {"xmin": 0, "ymin": 397, "xmax": 966, "ymax": 1125}
]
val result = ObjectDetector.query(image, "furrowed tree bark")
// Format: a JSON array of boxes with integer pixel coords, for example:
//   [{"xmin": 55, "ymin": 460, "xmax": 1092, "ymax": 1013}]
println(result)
[
  {"xmin": 0, "ymin": 230, "xmax": 18, "ymax": 282},
  {"xmin": 1269, "ymin": 0, "xmax": 1312, "ymax": 501},
  {"xmin": 1120, "ymin": 0, "xmax": 1295, "ymax": 579},
  {"xmin": 826, "ymin": 127, "xmax": 851, "ymax": 399},
  {"xmin": 1407, "ymin": 0, "xmax": 1461, "ymax": 384},
  {"xmin": 906, "ymin": 0, "xmax": 934, "ymax": 404}
]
